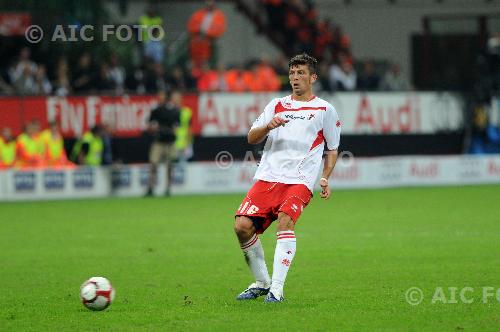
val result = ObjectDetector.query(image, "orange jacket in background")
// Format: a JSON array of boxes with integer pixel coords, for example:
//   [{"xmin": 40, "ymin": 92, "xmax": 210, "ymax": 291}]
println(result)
[
  {"xmin": 189, "ymin": 34, "xmax": 212, "ymax": 65},
  {"xmin": 16, "ymin": 133, "xmax": 44, "ymax": 168},
  {"xmin": 187, "ymin": 8, "xmax": 226, "ymax": 38},
  {"xmin": 256, "ymin": 64, "xmax": 281, "ymax": 91},
  {"xmin": 198, "ymin": 70, "xmax": 228, "ymax": 92},
  {"xmin": 241, "ymin": 71, "xmax": 261, "ymax": 92},
  {"xmin": 39, "ymin": 129, "xmax": 72, "ymax": 168},
  {"xmin": 225, "ymin": 70, "xmax": 250, "ymax": 92},
  {"xmin": 0, "ymin": 137, "xmax": 16, "ymax": 168}
]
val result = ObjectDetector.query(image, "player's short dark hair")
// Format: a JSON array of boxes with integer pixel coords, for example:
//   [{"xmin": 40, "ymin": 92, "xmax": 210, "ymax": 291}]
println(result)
[{"xmin": 289, "ymin": 53, "xmax": 318, "ymax": 75}]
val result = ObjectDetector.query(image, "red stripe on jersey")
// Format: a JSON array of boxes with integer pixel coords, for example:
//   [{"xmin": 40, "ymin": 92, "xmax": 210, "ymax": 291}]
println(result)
[
  {"xmin": 277, "ymin": 236, "xmax": 296, "ymax": 240},
  {"xmin": 274, "ymin": 102, "xmax": 326, "ymax": 114},
  {"xmin": 309, "ymin": 129, "xmax": 324, "ymax": 151}
]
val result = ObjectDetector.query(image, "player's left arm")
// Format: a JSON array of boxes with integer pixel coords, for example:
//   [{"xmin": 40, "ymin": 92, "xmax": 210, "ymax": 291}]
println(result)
[
  {"xmin": 319, "ymin": 105, "xmax": 341, "ymax": 200},
  {"xmin": 319, "ymin": 150, "xmax": 338, "ymax": 199}
]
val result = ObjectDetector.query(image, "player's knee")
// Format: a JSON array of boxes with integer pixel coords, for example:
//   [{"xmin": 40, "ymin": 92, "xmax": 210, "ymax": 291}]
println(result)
[
  {"xmin": 234, "ymin": 217, "xmax": 255, "ymax": 239},
  {"xmin": 277, "ymin": 213, "xmax": 294, "ymax": 231}
]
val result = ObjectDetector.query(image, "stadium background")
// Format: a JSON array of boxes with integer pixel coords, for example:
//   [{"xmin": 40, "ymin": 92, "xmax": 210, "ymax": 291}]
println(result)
[
  {"xmin": 1, "ymin": 0, "xmax": 500, "ymax": 198},
  {"xmin": 1, "ymin": 1, "xmax": 500, "ymax": 331}
]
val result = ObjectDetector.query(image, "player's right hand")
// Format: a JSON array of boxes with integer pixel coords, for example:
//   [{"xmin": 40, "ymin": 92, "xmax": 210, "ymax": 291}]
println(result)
[
  {"xmin": 319, "ymin": 177, "xmax": 331, "ymax": 199},
  {"xmin": 266, "ymin": 116, "xmax": 289, "ymax": 130}
]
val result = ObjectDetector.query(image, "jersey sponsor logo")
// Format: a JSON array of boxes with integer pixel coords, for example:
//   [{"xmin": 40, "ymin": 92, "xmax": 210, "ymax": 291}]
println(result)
[
  {"xmin": 14, "ymin": 172, "xmax": 36, "ymax": 191},
  {"xmin": 284, "ymin": 114, "xmax": 306, "ymax": 120},
  {"xmin": 44, "ymin": 171, "xmax": 65, "ymax": 190},
  {"xmin": 284, "ymin": 113, "xmax": 317, "ymax": 121}
]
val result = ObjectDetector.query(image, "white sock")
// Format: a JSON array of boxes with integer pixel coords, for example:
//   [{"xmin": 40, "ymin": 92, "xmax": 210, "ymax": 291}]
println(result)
[
  {"xmin": 271, "ymin": 231, "xmax": 296, "ymax": 297},
  {"xmin": 241, "ymin": 234, "xmax": 271, "ymax": 288}
]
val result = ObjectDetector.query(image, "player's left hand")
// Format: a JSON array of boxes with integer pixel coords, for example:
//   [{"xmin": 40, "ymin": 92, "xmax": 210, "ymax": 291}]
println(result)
[{"xmin": 319, "ymin": 178, "xmax": 331, "ymax": 199}]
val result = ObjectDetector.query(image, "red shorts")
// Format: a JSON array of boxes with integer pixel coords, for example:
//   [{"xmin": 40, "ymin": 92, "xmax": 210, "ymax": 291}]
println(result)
[{"xmin": 235, "ymin": 180, "xmax": 312, "ymax": 234}]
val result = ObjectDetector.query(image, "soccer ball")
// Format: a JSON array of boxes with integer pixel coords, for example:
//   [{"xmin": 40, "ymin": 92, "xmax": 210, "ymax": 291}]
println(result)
[{"xmin": 80, "ymin": 277, "xmax": 115, "ymax": 311}]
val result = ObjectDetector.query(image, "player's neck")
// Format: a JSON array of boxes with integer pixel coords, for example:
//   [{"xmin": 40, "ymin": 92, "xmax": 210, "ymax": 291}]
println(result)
[{"xmin": 291, "ymin": 92, "xmax": 315, "ymax": 102}]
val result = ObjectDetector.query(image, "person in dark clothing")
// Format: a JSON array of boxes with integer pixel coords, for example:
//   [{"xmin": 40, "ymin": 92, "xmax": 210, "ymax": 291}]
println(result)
[
  {"xmin": 72, "ymin": 53, "xmax": 94, "ymax": 94},
  {"xmin": 357, "ymin": 60, "xmax": 380, "ymax": 91},
  {"xmin": 146, "ymin": 90, "xmax": 180, "ymax": 196}
]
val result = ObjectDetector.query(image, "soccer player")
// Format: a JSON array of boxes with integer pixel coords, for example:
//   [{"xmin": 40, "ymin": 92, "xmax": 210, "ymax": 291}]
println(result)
[{"xmin": 234, "ymin": 53, "xmax": 341, "ymax": 302}]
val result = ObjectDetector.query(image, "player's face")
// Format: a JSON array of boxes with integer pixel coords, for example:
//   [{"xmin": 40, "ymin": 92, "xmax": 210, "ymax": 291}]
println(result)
[{"xmin": 289, "ymin": 64, "xmax": 317, "ymax": 97}]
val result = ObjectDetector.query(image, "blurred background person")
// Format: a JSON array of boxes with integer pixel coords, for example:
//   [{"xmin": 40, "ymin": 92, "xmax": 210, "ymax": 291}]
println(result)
[
  {"xmin": 16, "ymin": 120, "xmax": 43, "ymax": 168},
  {"xmin": 33, "ymin": 64, "xmax": 52, "ymax": 95},
  {"xmin": 70, "ymin": 125, "xmax": 104, "ymax": 166},
  {"xmin": 0, "ymin": 127, "xmax": 16, "ymax": 168},
  {"xmin": 145, "ymin": 90, "xmax": 180, "ymax": 197},
  {"xmin": 172, "ymin": 90, "xmax": 193, "ymax": 165},
  {"xmin": 357, "ymin": 60, "xmax": 380, "ymax": 91},
  {"xmin": 380, "ymin": 62, "xmax": 409, "ymax": 91},
  {"xmin": 72, "ymin": 52, "xmax": 94, "ymax": 94},
  {"xmin": 143, "ymin": 26, "xmax": 166, "ymax": 64},
  {"xmin": 329, "ymin": 56, "xmax": 357, "ymax": 91},
  {"xmin": 101, "ymin": 123, "xmax": 114, "ymax": 166},
  {"xmin": 39, "ymin": 121, "xmax": 72, "ymax": 168},
  {"xmin": 225, "ymin": 64, "xmax": 250, "ymax": 92},
  {"xmin": 10, "ymin": 47, "xmax": 37, "ymax": 95},
  {"xmin": 108, "ymin": 54, "xmax": 126, "ymax": 95},
  {"xmin": 94, "ymin": 63, "xmax": 116, "ymax": 94},
  {"xmin": 167, "ymin": 65, "xmax": 189, "ymax": 92},
  {"xmin": 53, "ymin": 57, "xmax": 71, "ymax": 97},
  {"xmin": 172, "ymin": 90, "xmax": 193, "ymax": 184},
  {"xmin": 187, "ymin": 0, "xmax": 226, "ymax": 69},
  {"xmin": 138, "ymin": 5, "xmax": 163, "ymax": 57},
  {"xmin": 145, "ymin": 63, "xmax": 168, "ymax": 93},
  {"xmin": 197, "ymin": 62, "xmax": 228, "ymax": 92}
]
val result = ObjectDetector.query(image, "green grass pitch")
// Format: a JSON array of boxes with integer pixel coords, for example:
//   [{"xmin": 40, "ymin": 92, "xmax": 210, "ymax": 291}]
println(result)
[{"xmin": 1, "ymin": 185, "xmax": 500, "ymax": 331}]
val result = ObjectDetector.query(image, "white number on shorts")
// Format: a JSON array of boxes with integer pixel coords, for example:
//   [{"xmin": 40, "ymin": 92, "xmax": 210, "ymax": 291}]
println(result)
[{"xmin": 238, "ymin": 201, "xmax": 260, "ymax": 215}]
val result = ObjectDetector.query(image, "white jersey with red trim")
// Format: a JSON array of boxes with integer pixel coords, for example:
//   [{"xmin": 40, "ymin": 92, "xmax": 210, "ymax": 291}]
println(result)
[{"xmin": 251, "ymin": 95, "xmax": 341, "ymax": 192}]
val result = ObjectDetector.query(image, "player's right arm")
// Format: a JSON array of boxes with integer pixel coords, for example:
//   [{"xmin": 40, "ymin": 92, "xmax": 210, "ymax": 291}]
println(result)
[{"xmin": 247, "ymin": 99, "xmax": 289, "ymax": 144}]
